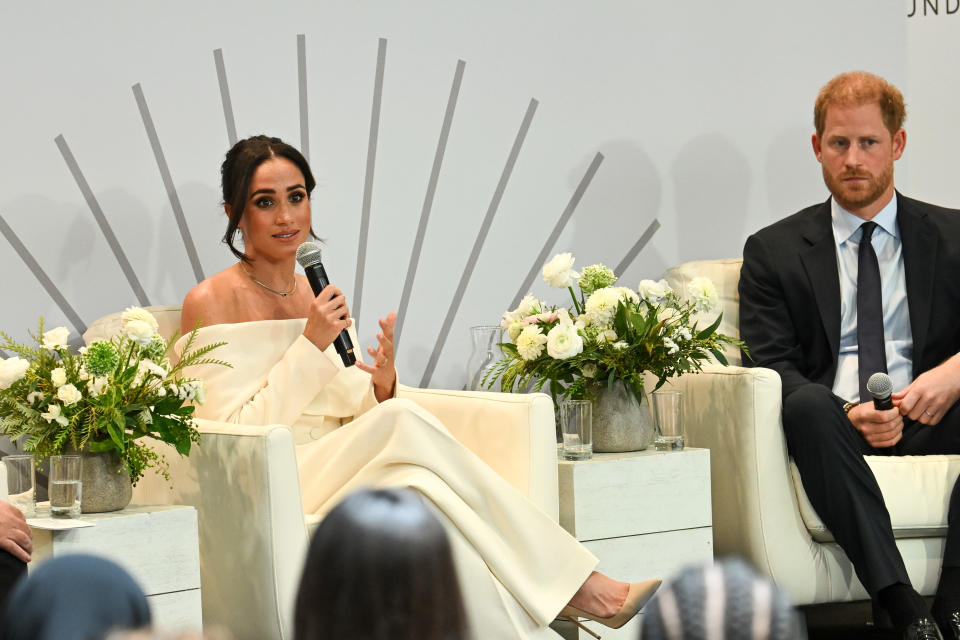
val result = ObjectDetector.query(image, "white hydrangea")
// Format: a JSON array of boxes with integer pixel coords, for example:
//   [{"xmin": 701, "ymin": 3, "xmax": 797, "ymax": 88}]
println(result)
[
  {"xmin": 88, "ymin": 376, "xmax": 109, "ymax": 397},
  {"xmin": 542, "ymin": 253, "xmax": 579, "ymax": 288},
  {"xmin": 171, "ymin": 379, "xmax": 207, "ymax": 404},
  {"xmin": 612, "ymin": 341, "xmax": 629, "ymax": 351},
  {"xmin": 675, "ymin": 326, "xmax": 693, "ymax": 341},
  {"xmin": 50, "ymin": 367, "xmax": 68, "ymax": 388},
  {"xmin": 56, "ymin": 383, "xmax": 82, "ymax": 406},
  {"xmin": 663, "ymin": 336, "xmax": 680, "ymax": 354},
  {"xmin": 26, "ymin": 391, "xmax": 44, "ymax": 404},
  {"xmin": 0, "ymin": 357, "xmax": 30, "ymax": 390},
  {"xmin": 515, "ymin": 326, "xmax": 548, "ymax": 361},
  {"xmin": 688, "ymin": 277, "xmax": 719, "ymax": 313},
  {"xmin": 41, "ymin": 326, "xmax": 71, "ymax": 351},
  {"xmin": 637, "ymin": 279, "xmax": 672, "ymax": 303}
]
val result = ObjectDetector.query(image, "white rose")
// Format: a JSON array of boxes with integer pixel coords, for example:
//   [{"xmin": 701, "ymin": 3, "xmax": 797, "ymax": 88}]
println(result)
[
  {"xmin": 515, "ymin": 326, "xmax": 548, "ymax": 361},
  {"xmin": 41, "ymin": 326, "xmax": 70, "ymax": 350},
  {"xmin": 637, "ymin": 279, "xmax": 672, "ymax": 303},
  {"xmin": 125, "ymin": 319, "xmax": 156, "ymax": 346},
  {"xmin": 122, "ymin": 307, "xmax": 160, "ymax": 334},
  {"xmin": 603, "ymin": 329, "xmax": 618, "ymax": 343},
  {"xmin": 542, "ymin": 253, "xmax": 579, "ymax": 289},
  {"xmin": 41, "ymin": 403, "xmax": 69, "ymax": 426},
  {"xmin": 581, "ymin": 363, "xmax": 598, "ymax": 378},
  {"xmin": 688, "ymin": 276, "xmax": 719, "ymax": 312},
  {"xmin": 546, "ymin": 323, "xmax": 583, "ymax": 360},
  {"xmin": 50, "ymin": 367, "xmax": 68, "ymax": 387},
  {"xmin": 0, "ymin": 357, "xmax": 30, "ymax": 390},
  {"xmin": 57, "ymin": 383, "xmax": 82, "ymax": 406}
]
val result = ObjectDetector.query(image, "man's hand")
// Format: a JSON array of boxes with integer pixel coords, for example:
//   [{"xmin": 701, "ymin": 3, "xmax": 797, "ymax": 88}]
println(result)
[
  {"xmin": 847, "ymin": 402, "xmax": 904, "ymax": 448},
  {"xmin": 0, "ymin": 501, "xmax": 32, "ymax": 563},
  {"xmin": 891, "ymin": 354, "xmax": 960, "ymax": 425}
]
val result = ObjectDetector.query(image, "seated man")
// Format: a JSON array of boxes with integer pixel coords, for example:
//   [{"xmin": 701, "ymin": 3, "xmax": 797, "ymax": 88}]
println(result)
[
  {"xmin": 739, "ymin": 70, "xmax": 960, "ymax": 639},
  {"xmin": 0, "ymin": 499, "xmax": 30, "ymax": 606}
]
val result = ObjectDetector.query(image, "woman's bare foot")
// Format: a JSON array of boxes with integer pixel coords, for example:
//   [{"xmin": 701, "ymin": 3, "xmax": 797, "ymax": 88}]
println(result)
[{"xmin": 567, "ymin": 571, "xmax": 630, "ymax": 619}]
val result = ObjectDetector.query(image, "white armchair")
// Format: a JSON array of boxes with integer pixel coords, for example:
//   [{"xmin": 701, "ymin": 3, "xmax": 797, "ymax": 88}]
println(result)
[
  {"xmin": 83, "ymin": 306, "xmax": 559, "ymax": 640},
  {"xmin": 663, "ymin": 259, "xmax": 960, "ymax": 606}
]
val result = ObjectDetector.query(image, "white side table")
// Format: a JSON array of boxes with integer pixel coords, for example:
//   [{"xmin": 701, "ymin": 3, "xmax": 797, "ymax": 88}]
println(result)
[
  {"xmin": 553, "ymin": 448, "xmax": 713, "ymax": 639},
  {"xmin": 29, "ymin": 504, "xmax": 202, "ymax": 632}
]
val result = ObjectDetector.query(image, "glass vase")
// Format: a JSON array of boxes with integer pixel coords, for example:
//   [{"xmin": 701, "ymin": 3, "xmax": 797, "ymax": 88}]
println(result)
[{"xmin": 466, "ymin": 325, "xmax": 503, "ymax": 391}]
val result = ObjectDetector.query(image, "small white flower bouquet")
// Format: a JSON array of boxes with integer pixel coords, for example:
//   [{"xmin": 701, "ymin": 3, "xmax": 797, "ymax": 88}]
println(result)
[
  {"xmin": 485, "ymin": 253, "xmax": 744, "ymax": 404},
  {"xmin": 0, "ymin": 308, "xmax": 229, "ymax": 484}
]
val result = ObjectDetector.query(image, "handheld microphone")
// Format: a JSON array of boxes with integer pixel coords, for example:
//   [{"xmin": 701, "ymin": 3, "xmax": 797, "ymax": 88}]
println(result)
[
  {"xmin": 866, "ymin": 372, "xmax": 894, "ymax": 410},
  {"xmin": 295, "ymin": 242, "xmax": 356, "ymax": 367}
]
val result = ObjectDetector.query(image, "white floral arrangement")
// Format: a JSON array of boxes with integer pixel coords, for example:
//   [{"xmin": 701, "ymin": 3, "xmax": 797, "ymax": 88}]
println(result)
[
  {"xmin": 485, "ymin": 253, "xmax": 743, "ymax": 404},
  {"xmin": 0, "ymin": 308, "xmax": 229, "ymax": 484}
]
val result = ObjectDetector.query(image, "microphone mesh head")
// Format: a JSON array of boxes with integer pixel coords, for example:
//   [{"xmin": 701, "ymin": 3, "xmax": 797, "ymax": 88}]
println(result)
[
  {"xmin": 296, "ymin": 242, "xmax": 322, "ymax": 268},
  {"xmin": 866, "ymin": 372, "xmax": 893, "ymax": 398}
]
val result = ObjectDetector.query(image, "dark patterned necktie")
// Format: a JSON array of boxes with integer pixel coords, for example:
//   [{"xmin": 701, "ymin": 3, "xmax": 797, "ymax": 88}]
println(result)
[{"xmin": 857, "ymin": 221, "xmax": 887, "ymax": 402}]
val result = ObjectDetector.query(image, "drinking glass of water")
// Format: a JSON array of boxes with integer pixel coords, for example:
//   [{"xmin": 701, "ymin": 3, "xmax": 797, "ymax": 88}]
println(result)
[
  {"xmin": 2, "ymin": 455, "xmax": 36, "ymax": 517},
  {"xmin": 560, "ymin": 399, "xmax": 592, "ymax": 461},
  {"xmin": 49, "ymin": 455, "xmax": 82, "ymax": 517},
  {"xmin": 653, "ymin": 390, "xmax": 684, "ymax": 451}
]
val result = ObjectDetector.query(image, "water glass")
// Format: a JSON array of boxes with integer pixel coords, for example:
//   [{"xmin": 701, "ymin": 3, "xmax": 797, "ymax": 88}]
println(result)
[
  {"xmin": 2, "ymin": 455, "xmax": 36, "ymax": 517},
  {"xmin": 49, "ymin": 455, "xmax": 82, "ymax": 517},
  {"xmin": 652, "ymin": 390, "xmax": 684, "ymax": 451},
  {"xmin": 560, "ymin": 399, "xmax": 593, "ymax": 461}
]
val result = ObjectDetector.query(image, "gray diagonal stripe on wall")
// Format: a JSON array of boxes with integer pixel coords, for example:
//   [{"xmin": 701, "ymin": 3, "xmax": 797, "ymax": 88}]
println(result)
[
  {"xmin": 0, "ymin": 212, "xmax": 88, "ymax": 335},
  {"xmin": 354, "ymin": 37, "xmax": 388, "ymax": 327},
  {"xmin": 509, "ymin": 151, "xmax": 604, "ymax": 310},
  {"xmin": 133, "ymin": 83, "xmax": 205, "ymax": 284},
  {"xmin": 615, "ymin": 219, "xmax": 661, "ymax": 275},
  {"xmin": 54, "ymin": 135, "xmax": 151, "ymax": 307},
  {"xmin": 394, "ymin": 59, "xmax": 466, "ymax": 354},
  {"xmin": 298, "ymin": 34, "xmax": 310, "ymax": 163},
  {"xmin": 419, "ymin": 98, "xmax": 539, "ymax": 387},
  {"xmin": 214, "ymin": 48, "xmax": 238, "ymax": 146}
]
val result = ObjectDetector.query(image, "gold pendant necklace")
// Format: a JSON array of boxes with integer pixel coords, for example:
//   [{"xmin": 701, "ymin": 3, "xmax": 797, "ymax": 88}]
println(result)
[{"xmin": 240, "ymin": 262, "xmax": 297, "ymax": 298}]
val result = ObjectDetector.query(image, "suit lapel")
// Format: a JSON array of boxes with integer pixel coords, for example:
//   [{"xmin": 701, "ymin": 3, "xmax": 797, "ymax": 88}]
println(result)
[
  {"xmin": 897, "ymin": 193, "xmax": 937, "ymax": 370},
  {"xmin": 799, "ymin": 201, "xmax": 841, "ymax": 363}
]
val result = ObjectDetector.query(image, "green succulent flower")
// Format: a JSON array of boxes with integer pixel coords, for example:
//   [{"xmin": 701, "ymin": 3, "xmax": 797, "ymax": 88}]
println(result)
[
  {"xmin": 140, "ymin": 335, "xmax": 168, "ymax": 362},
  {"xmin": 84, "ymin": 340, "xmax": 119, "ymax": 378},
  {"xmin": 578, "ymin": 264, "xmax": 617, "ymax": 295}
]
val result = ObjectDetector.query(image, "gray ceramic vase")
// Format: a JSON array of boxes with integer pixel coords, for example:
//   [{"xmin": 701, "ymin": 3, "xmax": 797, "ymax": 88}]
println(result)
[
  {"xmin": 591, "ymin": 381, "xmax": 655, "ymax": 452},
  {"xmin": 80, "ymin": 450, "xmax": 132, "ymax": 513}
]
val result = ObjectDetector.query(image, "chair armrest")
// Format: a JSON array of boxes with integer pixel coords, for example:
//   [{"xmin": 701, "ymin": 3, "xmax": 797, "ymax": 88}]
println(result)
[
  {"xmin": 398, "ymin": 385, "xmax": 559, "ymax": 521},
  {"xmin": 132, "ymin": 419, "xmax": 307, "ymax": 640},
  {"xmin": 671, "ymin": 365, "xmax": 827, "ymax": 600}
]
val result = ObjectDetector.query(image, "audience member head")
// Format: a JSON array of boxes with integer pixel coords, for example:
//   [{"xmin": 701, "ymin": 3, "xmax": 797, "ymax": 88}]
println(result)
[
  {"xmin": 814, "ymin": 71, "xmax": 906, "ymax": 138},
  {"xmin": 641, "ymin": 558, "xmax": 804, "ymax": 640},
  {"xmin": 220, "ymin": 135, "xmax": 317, "ymax": 262},
  {"xmin": 1, "ymin": 554, "xmax": 151, "ymax": 640},
  {"xmin": 294, "ymin": 487, "xmax": 468, "ymax": 640}
]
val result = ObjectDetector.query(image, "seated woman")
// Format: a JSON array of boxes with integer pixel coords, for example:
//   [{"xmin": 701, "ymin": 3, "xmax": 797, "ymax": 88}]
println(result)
[
  {"xmin": 295, "ymin": 487, "xmax": 467, "ymax": 639},
  {"xmin": 178, "ymin": 134, "xmax": 659, "ymax": 639}
]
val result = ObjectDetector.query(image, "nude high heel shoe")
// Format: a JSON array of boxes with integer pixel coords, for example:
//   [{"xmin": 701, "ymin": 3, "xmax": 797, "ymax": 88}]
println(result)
[{"xmin": 558, "ymin": 579, "xmax": 661, "ymax": 639}]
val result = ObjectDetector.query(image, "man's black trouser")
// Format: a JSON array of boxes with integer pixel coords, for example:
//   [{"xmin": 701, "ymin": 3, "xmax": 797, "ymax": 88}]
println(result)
[{"xmin": 783, "ymin": 383, "xmax": 960, "ymax": 596}]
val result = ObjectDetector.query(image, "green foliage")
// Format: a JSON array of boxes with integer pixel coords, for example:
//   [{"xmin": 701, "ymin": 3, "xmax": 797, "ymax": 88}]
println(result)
[{"xmin": 0, "ymin": 310, "xmax": 229, "ymax": 485}]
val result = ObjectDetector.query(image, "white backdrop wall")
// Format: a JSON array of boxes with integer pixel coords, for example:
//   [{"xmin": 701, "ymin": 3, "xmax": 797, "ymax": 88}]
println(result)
[{"xmin": 0, "ymin": 1, "xmax": 942, "ymax": 390}]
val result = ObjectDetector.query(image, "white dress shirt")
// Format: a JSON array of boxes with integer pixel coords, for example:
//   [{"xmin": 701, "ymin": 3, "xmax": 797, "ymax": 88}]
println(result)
[{"xmin": 831, "ymin": 197, "xmax": 913, "ymax": 403}]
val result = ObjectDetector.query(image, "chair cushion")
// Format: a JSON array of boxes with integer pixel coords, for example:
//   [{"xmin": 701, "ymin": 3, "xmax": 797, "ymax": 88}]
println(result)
[
  {"xmin": 791, "ymin": 454, "xmax": 960, "ymax": 541},
  {"xmin": 662, "ymin": 258, "xmax": 743, "ymax": 365}
]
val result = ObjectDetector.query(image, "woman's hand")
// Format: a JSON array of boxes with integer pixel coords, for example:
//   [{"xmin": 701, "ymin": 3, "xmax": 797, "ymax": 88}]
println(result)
[
  {"xmin": 303, "ymin": 285, "xmax": 353, "ymax": 351},
  {"xmin": 355, "ymin": 312, "xmax": 398, "ymax": 403}
]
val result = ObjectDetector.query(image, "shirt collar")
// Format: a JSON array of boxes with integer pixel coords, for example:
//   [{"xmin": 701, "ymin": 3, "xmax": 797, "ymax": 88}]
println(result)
[{"xmin": 831, "ymin": 195, "xmax": 899, "ymax": 246}]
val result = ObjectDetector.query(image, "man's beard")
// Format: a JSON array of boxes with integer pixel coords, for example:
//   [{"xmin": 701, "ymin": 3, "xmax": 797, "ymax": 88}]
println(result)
[{"xmin": 823, "ymin": 162, "xmax": 894, "ymax": 213}]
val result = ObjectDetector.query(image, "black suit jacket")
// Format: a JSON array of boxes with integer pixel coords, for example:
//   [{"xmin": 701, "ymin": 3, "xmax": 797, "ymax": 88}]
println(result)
[{"xmin": 739, "ymin": 192, "xmax": 960, "ymax": 402}]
